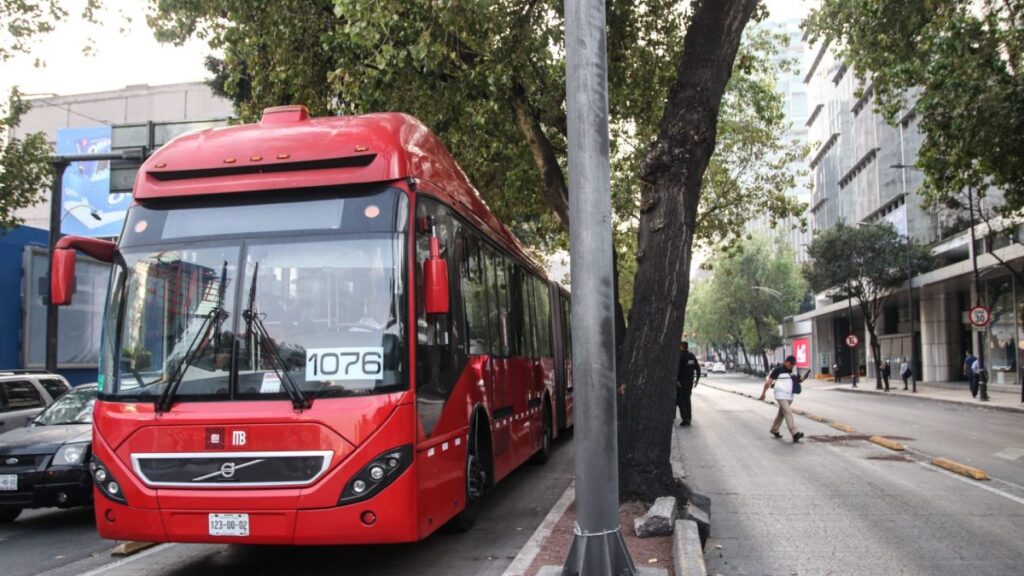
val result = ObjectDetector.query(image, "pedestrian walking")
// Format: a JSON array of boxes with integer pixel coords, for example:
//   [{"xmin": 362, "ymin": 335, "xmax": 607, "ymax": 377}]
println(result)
[
  {"xmin": 760, "ymin": 354, "xmax": 804, "ymax": 442},
  {"xmin": 899, "ymin": 357, "xmax": 912, "ymax": 390},
  {"xmin": 880, "ymin": 360, "xmax": 891, "ymax": 391},
  {"xmin": 676, "ymin": 341, "xmax": 702, "ymax": 426},
  {"xmin": 971, "ymin": 356, "xmax": 990, "ymax": 401},
  {"xmin": 963, "ymin": 350, "xmax": 978, "ymax": 398}
]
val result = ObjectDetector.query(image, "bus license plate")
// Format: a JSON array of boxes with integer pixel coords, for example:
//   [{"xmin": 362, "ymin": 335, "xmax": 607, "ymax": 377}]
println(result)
[
  {"xmin": 208, "ymin": 513, "xmax": 249, "ymax": 537},
  {"xmin": 0, "ymin": 475, "xmax": 16, "ymax": 491}
]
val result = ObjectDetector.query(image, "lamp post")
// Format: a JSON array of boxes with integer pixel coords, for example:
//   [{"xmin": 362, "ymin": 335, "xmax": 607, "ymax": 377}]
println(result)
[
  {"xmin": 967, "ymin": 185, "xmax": 990, "ymax": 401},
  {"xmin": 46, "ymin": 150, "xmax": 141, "ymax": 373},
  {"xmin": 847, "ymin": 292, "xmax": 857, "ymax": 387},
  {"xmin": 890, "ymin": 164, "xmax": 921, "ymax": 393}
]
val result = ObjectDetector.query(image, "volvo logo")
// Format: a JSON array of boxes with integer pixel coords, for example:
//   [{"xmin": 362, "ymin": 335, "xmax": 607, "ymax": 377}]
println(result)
[
  {"xmin": 192, "ymin": 459, "xmax": 265, "ymax": 482},
  {"xmin": 4, "ymin": 457, "xmax": 17, "ymax": 465}
]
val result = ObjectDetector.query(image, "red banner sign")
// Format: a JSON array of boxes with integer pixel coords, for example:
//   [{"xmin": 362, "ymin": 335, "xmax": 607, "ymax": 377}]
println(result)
[{"xmin": 792, "ymin": 338, "xmax": 810, "ymax": 368}]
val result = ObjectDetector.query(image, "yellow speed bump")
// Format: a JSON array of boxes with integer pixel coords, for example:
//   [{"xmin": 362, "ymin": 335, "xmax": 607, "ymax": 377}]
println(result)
[
  {"xmin": 111, "ymin": 541, "xmax": 158, "ymax": 557},
  {"xmin": 932, "ymin": 457, "xmax": 989, "ymax": 481},
  {"xmin": 792, "ymin": 408, "xmax": 805, "ymax": 415},
  {"xmin": 808, "ymin": 414, "xmax": 830, "ymax": 423},
  {"xmin": 830, "ymin": 422, "xmax": 856, "ymax": 433},
  {"xmin": 869, "ymin": 435, "xmax": 906, "ymax": 451}
]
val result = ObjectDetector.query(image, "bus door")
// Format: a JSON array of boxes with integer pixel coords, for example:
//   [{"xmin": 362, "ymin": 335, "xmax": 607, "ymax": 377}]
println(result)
[{"xmin": 486, "ymin": 251, "xmax": 513, "ymax": 469}]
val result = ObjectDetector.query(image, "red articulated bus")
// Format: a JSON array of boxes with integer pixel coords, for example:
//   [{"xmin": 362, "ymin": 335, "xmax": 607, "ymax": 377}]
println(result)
[{"xmin": 51, "ymin": 105, "xmax": 574, "ymax": 544}]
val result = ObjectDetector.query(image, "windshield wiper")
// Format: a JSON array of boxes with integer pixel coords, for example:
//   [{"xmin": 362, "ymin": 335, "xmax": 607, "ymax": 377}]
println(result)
[
  {"xmin": 156, "ymin": 262, "xmax": 229, "ymax": 413},
  {"xmin": 242, "ymin": 262, "xmax": 310, "ymax": 410}
]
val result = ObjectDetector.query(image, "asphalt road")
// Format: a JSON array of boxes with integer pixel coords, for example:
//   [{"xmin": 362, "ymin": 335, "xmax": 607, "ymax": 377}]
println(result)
[
  {"xmin": 2, "ymin": 436, "xmax": 573, "ymax": 576},
  {"xmin": 683, "ymin": 376, "xmax": 1024, "ymax": 575},
  {"xmin": 703, "ymin": 373, "xmax": 1024, "ymax": 484}
]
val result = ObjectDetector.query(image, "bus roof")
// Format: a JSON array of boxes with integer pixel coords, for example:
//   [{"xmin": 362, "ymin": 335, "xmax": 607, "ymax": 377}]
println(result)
[{"xmin": 136, "ymin": 105, "xmax": 543, "ymax": 276}]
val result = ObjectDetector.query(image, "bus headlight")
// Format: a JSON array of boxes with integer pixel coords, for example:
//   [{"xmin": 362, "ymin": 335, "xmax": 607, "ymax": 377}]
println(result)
[
  {"xmin": 338, "ymin": 445, "xmax": 412, "ymax": 505},
  {"xmin": 89, "ymin": 455, "xmax": 127, "ymax": 505}
]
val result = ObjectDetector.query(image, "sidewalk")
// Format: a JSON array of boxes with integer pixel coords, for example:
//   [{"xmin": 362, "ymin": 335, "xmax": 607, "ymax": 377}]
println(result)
[{"xmin": 805, "ymin": 377, "xmax": 1024, "ymax": 413}]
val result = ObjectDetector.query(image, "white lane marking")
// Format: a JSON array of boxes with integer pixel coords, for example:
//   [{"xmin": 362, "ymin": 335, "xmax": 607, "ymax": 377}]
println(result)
[
  {"xmin": 918, "ymin": 462, "xmax": 1024, "ymax": 506},
  {"xmin": 502, "ymin": 482, "xmax": 575, "ymax": 576},
  {"xmin": 994, "ymin": 447, "xmax": 1024, "ymax": 461},
  {"xmin": 74, "ymin": 543, "xmax": 175, "ymax": 576}
]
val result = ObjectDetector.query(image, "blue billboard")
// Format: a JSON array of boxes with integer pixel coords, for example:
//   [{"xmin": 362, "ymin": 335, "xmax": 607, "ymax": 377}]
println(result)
[{"xmin": 56, "ymin": 126, "xmax": 130, "ymax": 238}]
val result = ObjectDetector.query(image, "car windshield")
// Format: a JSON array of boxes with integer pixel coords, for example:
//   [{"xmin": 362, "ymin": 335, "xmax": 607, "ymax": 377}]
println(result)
[
  {"xmin": 34, "ymin": 388, "xmax": 97, "ymax": 425},
  {"xmin": 102, "ymin": 189, "xmax": 408, "ymax": 402}
]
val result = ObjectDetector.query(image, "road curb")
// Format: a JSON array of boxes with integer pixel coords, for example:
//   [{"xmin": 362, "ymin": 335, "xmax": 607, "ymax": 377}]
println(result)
[
  {"xmin": 673, "ymin": 519, "xmax": 707, "ymax": 576},
  {"xmin": 110, "ymin": 541, "xmax": 158, "ymax": 557},
  {"xmin": 830, "ymin": 422, "xmax": 856, "ymax": 433},
  {"xmin": 869, "ymin": 435, "xmax": 906, "ymax": 451},
  {"xmin": 931, "ymin": 457, "xmax": 989, "ymax": 481},
  {"xmin": 502, "ymin": 482, "xmax": 575, "ymax": 576},
  {"xmin": 833, "ymin": 387, "xmax": 1024, "ymax": 414}
]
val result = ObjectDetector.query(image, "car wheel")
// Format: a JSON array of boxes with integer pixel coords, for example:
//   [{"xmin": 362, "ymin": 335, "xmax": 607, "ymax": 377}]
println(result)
[{"xmin": 0, "ymin": 507, "xmax": 23, "ymax": 523}]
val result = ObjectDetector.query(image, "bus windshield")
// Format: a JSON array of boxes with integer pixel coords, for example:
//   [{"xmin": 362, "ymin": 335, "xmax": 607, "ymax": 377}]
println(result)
[{"xmin": 102, "ymin": 189, "xmax": 408, "ymax": 403}]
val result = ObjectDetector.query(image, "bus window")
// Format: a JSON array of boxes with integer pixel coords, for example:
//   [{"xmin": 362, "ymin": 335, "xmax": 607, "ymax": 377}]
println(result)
[
  {"xmin": 414, "ymin": 198, "xmax": 461, "ymax": 434},
  {"xmin": 461, "ymin": 235, "xmax": 490, "ymax": 355},
  {"xmin": 534, "ymin": 277, "xmax": 552, "ymax": 358},
  {"xmin": 485, "ymin": 248, "xmax": 510, "ymax": 358},
  {"xmin": 523, "ymin": 272, "xmax": 537, "ymax": 359}
]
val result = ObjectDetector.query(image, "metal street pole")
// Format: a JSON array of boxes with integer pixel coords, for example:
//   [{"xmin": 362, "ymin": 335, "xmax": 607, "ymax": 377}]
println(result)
[
  {"xmin": 847, "ymin": 295, "xmax": 858, "ymax": 388},
  {"xmin": 45, "ymin": 151, "xmax": 143, "ymax": 373},
  {"xmin": 891, "ymin": 164, "xmax": 920, "ymax": 393},
  {"xmin": 968, "ymin": 185, "xmax": 990, "ymax": 401},
  {"xmin": 562, "ymin": 0, "xmax": 635, "ymax": 574}
]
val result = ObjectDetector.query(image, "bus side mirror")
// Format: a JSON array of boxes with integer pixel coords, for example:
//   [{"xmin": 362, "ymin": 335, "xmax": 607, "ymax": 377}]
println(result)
[
  {"xmin": 424, "ymin": 237, "xmax": 449, "ymax": 315},
  {"xmin": 51, "ymin": 249, "xmax": 77, "ymax": 306}
]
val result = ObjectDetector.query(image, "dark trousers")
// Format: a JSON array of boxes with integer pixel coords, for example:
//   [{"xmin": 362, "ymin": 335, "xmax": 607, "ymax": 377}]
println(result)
[
  {"xmin": 881, "ymin": 372, "xmax": 890, "ymax": 391},
  {"xmin": 676, "ymin": 383, "xmax": 693, "ymax": 423},
  {"xmin": 968, "ymin": 374, "xmax": 978, "ymax": 397}
]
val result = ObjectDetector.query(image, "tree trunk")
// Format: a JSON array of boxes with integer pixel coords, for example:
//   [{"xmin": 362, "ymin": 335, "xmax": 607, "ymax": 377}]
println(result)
[
  {"xmin": 616, "ymin": 0, "xmax": 759, "ymax": 503},
  {"xmin": 511, "ymin": 81, "xmax": 570, "ymax": 229},
  {"xmin": 739, "ymin": 340, "xmax": 751, "ymax": 371},
  {"xmin": 761, "ymin": 350, "xmax": 770, "ymax": 374},
  {"xmin": 868, "ymin": 324, "xmax": 884, "ymax": 390}
]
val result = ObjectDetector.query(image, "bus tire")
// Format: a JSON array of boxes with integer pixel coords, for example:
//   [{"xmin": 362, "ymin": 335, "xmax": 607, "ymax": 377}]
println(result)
[
  {"xmin": 447, "ymin": 417, "xmax": 489, "ymax": 533},
  {"xmin": 531, "ymin": 401, "xmax": 552, "ymax": 465}
]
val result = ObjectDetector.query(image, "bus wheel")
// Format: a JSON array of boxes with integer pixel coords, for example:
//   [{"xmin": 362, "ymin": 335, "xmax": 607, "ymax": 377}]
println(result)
[
  {"xmin": 447, "ymin": 436, "xmax": 487, "ymax": 533},
  {"xmin": 531, "ymin": 402, "xmax": 552, "ymax": 465}
]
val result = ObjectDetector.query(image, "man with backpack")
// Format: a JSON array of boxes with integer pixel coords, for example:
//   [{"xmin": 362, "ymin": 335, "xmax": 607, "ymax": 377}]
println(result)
[{"xmin": 760, "ymin": 354, "xmax": 805, "ymax": 442}]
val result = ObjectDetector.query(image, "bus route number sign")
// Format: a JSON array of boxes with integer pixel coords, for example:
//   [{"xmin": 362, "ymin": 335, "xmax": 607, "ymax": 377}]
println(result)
[
  {"xmin": 969, "ymin": 305, "xmax": 991, "ymax": 328},
  {"xmin": 306, "ymin": 347, "xmax": 384, "ymax": 381}
]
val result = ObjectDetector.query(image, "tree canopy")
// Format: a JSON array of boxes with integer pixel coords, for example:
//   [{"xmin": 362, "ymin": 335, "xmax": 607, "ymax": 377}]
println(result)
[
  {"xmin": 686, "ymin": 234, "xmax": 807, "ymax": 371},
  {"xmin": 804, "ymin": 221, "xmax": 933, "ymax": 384},
  {"xmin": 805, "ymin": 0, "xmax": 1024, "ymax": 212},
  {"xmin": 0, "ymin": 88, "xmax": 52, "ymax": 231}
]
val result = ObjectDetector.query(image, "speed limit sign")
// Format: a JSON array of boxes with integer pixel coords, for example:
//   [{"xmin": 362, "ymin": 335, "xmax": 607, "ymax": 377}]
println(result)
[
  {"xmin": 969, "ymin": 305, "xmax": 991, "ymax": 328},
  {"xmin": 845, "ymin": 334, "xmax": 859, "ymax": 348}
]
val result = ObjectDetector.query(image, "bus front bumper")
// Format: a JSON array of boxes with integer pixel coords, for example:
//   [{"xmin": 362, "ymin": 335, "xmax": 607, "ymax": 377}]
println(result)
[{"xmin": 94, "ymin": 468, "xmax": 419, "ymax": 545}]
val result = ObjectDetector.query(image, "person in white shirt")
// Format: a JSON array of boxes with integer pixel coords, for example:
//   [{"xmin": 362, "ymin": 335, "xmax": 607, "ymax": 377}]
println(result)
[{"xmin": 760, "ymin": 355, "xmax": 804, "ymax": 442}]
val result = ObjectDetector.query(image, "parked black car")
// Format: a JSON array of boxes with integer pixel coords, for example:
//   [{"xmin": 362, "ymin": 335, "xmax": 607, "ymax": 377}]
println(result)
[{"xmin": 0, "ymin": 384, "xmax": 97, "ymax": 522}]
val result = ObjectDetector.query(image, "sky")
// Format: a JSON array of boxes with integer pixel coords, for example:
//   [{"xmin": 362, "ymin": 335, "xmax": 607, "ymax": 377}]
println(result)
[
  {"xmin": 2, "ymin": 0, "xmax": 816, "ymax": 99},
  {"xmin": 1, "ymin": 1, "xmax": 211, "ymax": 99}
]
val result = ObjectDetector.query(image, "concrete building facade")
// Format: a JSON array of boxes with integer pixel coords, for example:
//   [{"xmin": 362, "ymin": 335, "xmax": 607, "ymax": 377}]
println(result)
[{"xmin": 798, "ymin": 39, "xmax": 1023, "ymax": 396}]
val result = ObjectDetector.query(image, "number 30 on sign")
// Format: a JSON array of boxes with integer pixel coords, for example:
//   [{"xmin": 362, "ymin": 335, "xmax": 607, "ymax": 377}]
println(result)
[{"xmin": 969, "ymin": 305, "xmax": 991, "ymax": 328}]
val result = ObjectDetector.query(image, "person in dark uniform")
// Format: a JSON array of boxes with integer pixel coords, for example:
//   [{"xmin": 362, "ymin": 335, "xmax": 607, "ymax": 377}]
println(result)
[{"xmin": 676, "ymin": 341, "xmax": 702, "ymax": 426}]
